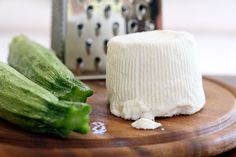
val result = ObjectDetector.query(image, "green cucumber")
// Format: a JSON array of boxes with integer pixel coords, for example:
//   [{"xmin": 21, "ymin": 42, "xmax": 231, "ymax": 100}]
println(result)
[
  {"xmin": 8, "ymin": 35, "xmax": 93, "ymax": 102},
  {"xmin": 0, "ymin": 62, "xmax": 91, "ymax": 137}
]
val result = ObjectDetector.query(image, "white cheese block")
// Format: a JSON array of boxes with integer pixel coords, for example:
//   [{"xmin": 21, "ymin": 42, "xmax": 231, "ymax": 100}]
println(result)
[
  {"xmin": 106, "ymin": 30, "xmax": 206, "ymax": 120},
  {"xmin": 131, "ymin": 118, "xmax": 162, "ymax": 130}
]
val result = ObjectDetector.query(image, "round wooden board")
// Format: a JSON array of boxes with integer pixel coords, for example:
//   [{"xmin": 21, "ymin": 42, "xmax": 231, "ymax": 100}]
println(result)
[{"xmin": 0, "ymin": 78, "xmax": 236, "ymax": 157}]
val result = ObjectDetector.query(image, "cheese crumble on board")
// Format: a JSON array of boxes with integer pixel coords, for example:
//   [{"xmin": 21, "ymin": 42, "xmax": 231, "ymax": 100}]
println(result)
[{"xmin": 131, "ymin": 118, "xmax": 162, "ymax": 130}]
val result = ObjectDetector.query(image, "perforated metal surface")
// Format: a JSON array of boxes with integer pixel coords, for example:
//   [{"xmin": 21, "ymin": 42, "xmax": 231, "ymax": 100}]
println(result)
[{"xmin": 52, "ymin": 0, "xmax": 162, "ymax": 79}]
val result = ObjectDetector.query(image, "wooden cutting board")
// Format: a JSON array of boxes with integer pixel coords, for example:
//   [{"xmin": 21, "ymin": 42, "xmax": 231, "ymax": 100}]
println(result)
[{"xmin": 0, "ymin": 78, "xmax": 236, "ymax": 157}]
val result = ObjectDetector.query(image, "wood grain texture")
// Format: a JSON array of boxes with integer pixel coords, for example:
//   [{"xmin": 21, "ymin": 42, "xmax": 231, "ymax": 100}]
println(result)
[{"xmin": 0, "ymin": 78, "xmax": 236, "ymax": 157}]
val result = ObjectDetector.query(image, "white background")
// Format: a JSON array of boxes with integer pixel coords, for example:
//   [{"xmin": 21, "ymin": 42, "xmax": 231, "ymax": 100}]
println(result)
[{"xmin": 0, "ymin": 0, "xmax": 236, "ymax": 75}]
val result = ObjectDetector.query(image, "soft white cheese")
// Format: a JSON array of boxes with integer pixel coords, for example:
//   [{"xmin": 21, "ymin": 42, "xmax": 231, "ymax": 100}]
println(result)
[
  {"xmin": 106, "ymin": 30, "xmax": 206, "ymax": 120},
  {"xmin": 131, "ymin": 118, "xmax": 162, "ymax": 130}
]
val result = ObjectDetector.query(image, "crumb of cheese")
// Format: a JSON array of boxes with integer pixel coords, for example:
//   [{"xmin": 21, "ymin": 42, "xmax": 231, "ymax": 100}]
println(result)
[{"xmin": 131, "ymin": 118, "xmax": 162, "ymax": 130}]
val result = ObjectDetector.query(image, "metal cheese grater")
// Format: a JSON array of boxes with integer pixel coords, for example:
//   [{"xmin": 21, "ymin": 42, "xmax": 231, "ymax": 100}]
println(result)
[{"xmin": 51, "ymin": 0, "xmax": 162, "ymax": 80}]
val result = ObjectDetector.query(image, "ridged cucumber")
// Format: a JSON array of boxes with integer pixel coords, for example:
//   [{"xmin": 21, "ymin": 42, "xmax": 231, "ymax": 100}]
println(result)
[
  {"xmin": 0, "ymin": 62, "xmax": 92, "ymax": 137},
  {"xmin": 8, "ymin": 35, "xmax": 93, "ymax": 102}
]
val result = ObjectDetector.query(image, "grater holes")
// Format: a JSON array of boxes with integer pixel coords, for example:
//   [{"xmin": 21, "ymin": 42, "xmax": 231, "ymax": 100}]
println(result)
[
  {"xmin": 77, "ymin": 23, "xmax": 84, "ymax": 30},
  {"xmin": 136, "ymin": 3, "xmax": 147, "ymax": 20},
  {"xmin": 139, "ymin": 4, "xmax": 147, "ymax": 13},
  {"xmin": 63, "ymin": 0, "xmax": 161, "ymax": 76},
  {"xmin": 95, "ymin": 57, "xmax": 101, "ymax": 63},
  {"xmin": 95, "ymin": 22, "xmax": 102, "ymax": 36},
  {"xmin": 128, "ymin": 20, "xmax": 138, "ymax": 33},
  {"xmin": 94, "ymin": 57, "xmax": 101, "ymax": 72},
  {"xmin": 131, "ymin": 21, "xmax": 137, "ymax": 28},
  {"xmin": 112, "ymin": 22, "xmax": 119, "ymax": 36},
  {"xmin": 85, "ymin": 38, "xmax": 93, "ymax": 47},
  {"xmin": 85, "ymin": 38, "xmax": 93, "ymax": 55},
  {"xmin": 86, "ymin": 5, "xmax": 93, "ymax": 19},
  {"xmin": 87, "ymin": 5, "xmax": 93, "ymax": 11},
  {"xmin": 104, "ymin": 39, "xmax": 109, "ymax": 54},
  {"xmin": 77, "ymin": 57, "xmax": 83, "ymax": 64},
  {"xmin": 121, "ymin": 5, "xmax": 129, "ymax": 17},
  {"xmin": 96, "ymin": 22, "xmax": 101, "ymax": 29},
  {"xmin": 104, "ymin": 5, "xmax": 111, "ymax": 18},
  {"xmin": 76, "ymin": 57, "xmax": 84, "ymax": 75},
  {"xmin": 77, "ymin": 23, "xmax": 84, "ymax": 37}
]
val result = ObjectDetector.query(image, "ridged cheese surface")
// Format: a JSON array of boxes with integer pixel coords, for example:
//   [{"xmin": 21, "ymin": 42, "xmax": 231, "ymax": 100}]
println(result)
[{"xmin": 106, "ymin": 30, "xmax": 206, "ymax": 120}]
